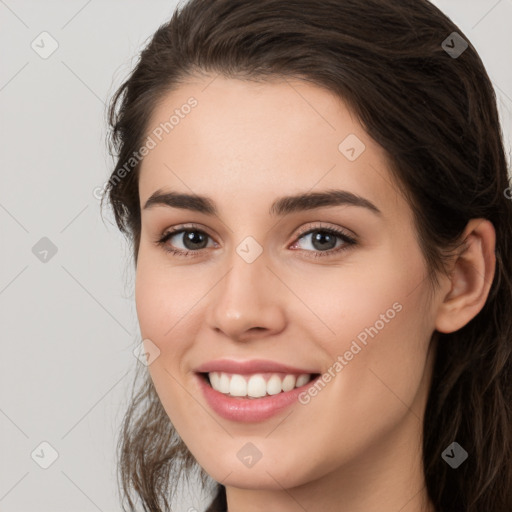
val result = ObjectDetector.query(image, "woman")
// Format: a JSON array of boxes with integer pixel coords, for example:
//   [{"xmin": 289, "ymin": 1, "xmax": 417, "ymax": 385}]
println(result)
[{"xmin": 102, "ymin": 1, "xmax": 512, "ymax": 511}]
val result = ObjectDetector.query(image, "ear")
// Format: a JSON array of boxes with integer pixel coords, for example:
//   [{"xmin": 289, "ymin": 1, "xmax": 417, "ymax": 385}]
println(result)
[{"xmin": 435, "ymin": 219, "xmax": 496, "ymax": 334}]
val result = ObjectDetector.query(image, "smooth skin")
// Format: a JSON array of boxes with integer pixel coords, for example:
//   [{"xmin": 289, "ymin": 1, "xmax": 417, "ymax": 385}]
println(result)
[{"xmin": 134, "ymin": 75, "xmax": 495, "ymax": 512}]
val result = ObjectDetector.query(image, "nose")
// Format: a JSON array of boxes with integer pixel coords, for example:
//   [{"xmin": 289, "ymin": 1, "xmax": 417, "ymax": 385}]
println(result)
[{"xmin": 206, "ymin": 250, "xmax": 287, "ymax": 342}]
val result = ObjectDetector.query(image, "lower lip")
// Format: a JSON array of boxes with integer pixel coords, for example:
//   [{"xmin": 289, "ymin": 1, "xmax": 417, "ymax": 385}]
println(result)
[{"xmin": 195, "ymin": 373, "xmax": 319, "ymax": 423}]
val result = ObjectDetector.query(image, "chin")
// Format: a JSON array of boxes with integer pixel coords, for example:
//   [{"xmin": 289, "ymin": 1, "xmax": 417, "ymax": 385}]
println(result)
[{"xmin": 196, "ymin": 448, "xmax": 315, "ymax": 491}]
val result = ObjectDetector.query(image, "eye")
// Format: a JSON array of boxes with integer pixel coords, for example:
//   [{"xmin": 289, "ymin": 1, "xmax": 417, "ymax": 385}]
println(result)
[
  {"xmin": 155, "ymin": 224, "xmax": 216, "ymax": 258},
  {"xmin": 290, "ymin": 224, "xmax": 357, "ymax": 258},
  {"xmin": 154, "ymin": 222, "xmax": 357, "ymax": 259}
]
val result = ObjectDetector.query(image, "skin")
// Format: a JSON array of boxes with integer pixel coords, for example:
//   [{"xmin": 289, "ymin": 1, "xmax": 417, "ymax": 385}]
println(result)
[{"xmin": 135, "ymin": 75, "xmax": 495, "ymax": 512}]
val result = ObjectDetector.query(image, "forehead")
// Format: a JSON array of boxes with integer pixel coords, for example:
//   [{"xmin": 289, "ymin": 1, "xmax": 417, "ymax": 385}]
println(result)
[{"xmin": 138, "ymin": 76, "xmax": 403, "ymax": 217}]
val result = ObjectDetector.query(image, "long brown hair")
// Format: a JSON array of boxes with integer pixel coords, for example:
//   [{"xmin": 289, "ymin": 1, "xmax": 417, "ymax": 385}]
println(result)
[{"xmin": 102, "ymin": 1, "xmax": 512, "ymax": 510}]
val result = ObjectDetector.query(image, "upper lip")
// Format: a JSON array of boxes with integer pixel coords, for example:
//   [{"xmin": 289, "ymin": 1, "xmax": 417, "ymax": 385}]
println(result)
[{"xmin": 194, "ymin": 359, "xmax": 319, "ymax": 375}]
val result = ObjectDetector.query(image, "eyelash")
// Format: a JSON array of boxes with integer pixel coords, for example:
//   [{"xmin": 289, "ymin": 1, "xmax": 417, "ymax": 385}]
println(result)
[{"xmin": 154, "ymin": 223, "xmax": 357, "ymax": 259}]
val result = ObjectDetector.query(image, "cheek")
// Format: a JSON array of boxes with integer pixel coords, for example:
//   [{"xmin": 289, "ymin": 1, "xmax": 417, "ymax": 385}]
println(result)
[
  {"xmin": 302, "ymin": 248, "xmax": 432, "ymax": 427},
  {"xmin": 134, "ymin": 254, "xmax": 188, "ymax": 339},
  {"xmin": 134, "ymin": 263, "xmax": 165, "ymax": 338},
  {"xmin": 290, "ymin": 251, "xmax": 421, "ymax": 351},
  {"xmin": 134, "ymin": 256, "xmax": 202, "ymax": 391},
  {"xmin": 317, "ymin": 287, "xmax": 433, "ymax": 447},
  {"xmin": 134, "ymin": 260, "xmax": 206, "ymax": 436}
]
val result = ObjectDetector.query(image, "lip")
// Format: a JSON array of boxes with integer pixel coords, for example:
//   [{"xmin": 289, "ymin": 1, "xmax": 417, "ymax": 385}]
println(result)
[
  {"xmin": 194, "ymin": 358, "xmax": 318, "ymax": 375},
  {"xmin": 194, "ymin": 364, "xmax": 321, "ymax": 423}
]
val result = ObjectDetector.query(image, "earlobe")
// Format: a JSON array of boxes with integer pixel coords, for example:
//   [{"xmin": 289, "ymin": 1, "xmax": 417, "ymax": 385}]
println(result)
[{"xmin": 435, "ymin": 219, "xmax": 496, "ymax": 334}]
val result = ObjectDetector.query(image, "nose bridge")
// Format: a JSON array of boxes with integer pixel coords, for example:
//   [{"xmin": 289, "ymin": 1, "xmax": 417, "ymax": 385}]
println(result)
[
  {"xmin": 207, "ymin": 240, "xmax": 285, "ymax": 339},
  {"xmin": 217, "ymin": 245, "xmax": 269, "ymax": 316},
  {"xmin": 220, "ymin": 232, "xmax": 268, "ymax": 301}
]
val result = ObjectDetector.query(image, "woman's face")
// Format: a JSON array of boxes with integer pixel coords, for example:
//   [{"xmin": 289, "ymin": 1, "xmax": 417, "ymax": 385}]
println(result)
[{"xmin": 135, "ymin": 76, "xmax": 443, "ymax": 492}]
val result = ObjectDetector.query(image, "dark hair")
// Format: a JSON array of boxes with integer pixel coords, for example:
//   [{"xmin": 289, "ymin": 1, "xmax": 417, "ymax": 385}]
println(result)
[{"xmin": 102, "ymin": 1, "xmax": 512, "ymax": 511}]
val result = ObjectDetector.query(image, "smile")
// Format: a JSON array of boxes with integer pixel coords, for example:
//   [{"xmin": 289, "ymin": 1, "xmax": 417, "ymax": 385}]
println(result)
[
  {"xmin": 206, "ymin": 371, "xmax": 315, "ymax": 398},
  {"xmin": 195, "ymin": 370, "xmax": 321, "ymax": 422}
]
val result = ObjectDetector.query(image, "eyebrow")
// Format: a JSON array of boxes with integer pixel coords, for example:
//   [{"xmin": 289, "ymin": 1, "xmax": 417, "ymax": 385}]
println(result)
[{"xmin": 143, "ymin": 189, "xmax": 382, "ymax": 217}]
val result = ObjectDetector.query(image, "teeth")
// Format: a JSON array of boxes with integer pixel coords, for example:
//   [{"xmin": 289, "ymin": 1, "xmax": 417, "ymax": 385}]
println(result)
[
  {"xmin": 266, "ymin": 375, "xmax": 282, "ymax": 395},
  {"xmin": 219, "ymin": 373, "xmax": 230, "ymax": 393},
  {"xmin": 229, "ymin": 374, "xmax": 247, "ymax": 397},
  {"xmin": 247, "ymin": 374, "xmax": 267, "ymax": 397},
  {"xmin": 296, "ymin": 374, "xmax": 310, "ymax": 387},
  {"xmin": 282, "ymin": 374, "xmax": 296, "ymax": 392},
  {"xmin": 208, "ymin": 372, "xmax": 314, "ymax": 398}
]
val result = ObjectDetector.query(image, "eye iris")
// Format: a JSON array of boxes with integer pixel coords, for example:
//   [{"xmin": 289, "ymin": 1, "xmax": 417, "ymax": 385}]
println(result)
[
  {"xmin": 312, "ymin": 230, "xmax": 336, "ymax": 250},
  {"xmin": 183, "ymin": 230, "xmax": 208, "ymax": 250}
]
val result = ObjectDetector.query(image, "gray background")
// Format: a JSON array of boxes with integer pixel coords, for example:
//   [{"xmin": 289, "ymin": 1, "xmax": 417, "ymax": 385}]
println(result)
[{"xmin": 0, "ymin": 1, "xmax": 511, "ymax": 511}]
